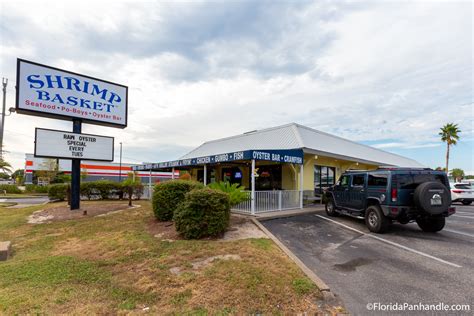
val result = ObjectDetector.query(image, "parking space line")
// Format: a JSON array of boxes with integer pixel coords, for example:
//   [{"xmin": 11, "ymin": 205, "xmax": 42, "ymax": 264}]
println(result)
[
  {"xmin": 452, "ymin": 215, "xmax": 474, "ymax": 219},
  {"xmin": 443, "ymin": 229, "xmax": 474, "ymax": 238},
  {"xmin": 315, "ymin": 215, "xmax": 462, "ymax": 268}
]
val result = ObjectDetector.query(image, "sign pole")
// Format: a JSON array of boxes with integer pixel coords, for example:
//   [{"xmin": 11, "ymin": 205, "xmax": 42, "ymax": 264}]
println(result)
[{"xmin": 71, "ymin": 119, "xmax": 82, "ymax": 210}]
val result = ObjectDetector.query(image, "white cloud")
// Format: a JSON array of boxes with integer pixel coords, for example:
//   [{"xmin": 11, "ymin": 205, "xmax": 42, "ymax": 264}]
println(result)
[{"xmin": 1, "ymin": 0, "xmax": 472, "ymax": 172}]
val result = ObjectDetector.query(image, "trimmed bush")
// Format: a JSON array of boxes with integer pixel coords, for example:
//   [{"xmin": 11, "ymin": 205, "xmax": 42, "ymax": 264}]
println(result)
[
  {"xmin": 0, "ymin": 184, "xmax": 22, "ymax": 194},
  {"xmin": 48, "ymin": 184, "xmax": 68, "ymax": 201},
  {"xmin": 91, "ymin": 180, "xmax": 121, "ymax": 199},
  {"xmin": 80, "ymin": 182, "xmax": 95, "ymax": 200},
  {"xmin": 173, "ymin": 188, "xmax": 230, "ymax": 239},
  {"xmin": 152, "ymin": 180, "xmax": 203, "ymax": 221},
  {"xmin": 25, "ymin": 184, "xmax": 49, "ymax": 194}
]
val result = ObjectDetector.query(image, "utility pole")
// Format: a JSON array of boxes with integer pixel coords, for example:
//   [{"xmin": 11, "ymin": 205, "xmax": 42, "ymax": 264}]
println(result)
[
  {"xmin": 119, "ymin": 142, "xmax": 123, "ymax": 182},
  {"xmin": 0, "ymin": 78, "xmax": 7, "ymax": 159}
]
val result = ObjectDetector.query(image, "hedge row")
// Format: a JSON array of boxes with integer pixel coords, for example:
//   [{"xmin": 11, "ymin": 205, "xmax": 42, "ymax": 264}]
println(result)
[
  {"xmin": 25, "ymin": 184, "xmax": 50, "ymax": 194},
  {"xmin": 152, "ymin": 180, "xmax": 231, "ymax": 239},
  {"xmin": 0, "ymin": 184, "xmax": 22, "ymax": 194},
  {"xmin": 48, "ymin": 180, "xmax": 144, "ymax": 201}
]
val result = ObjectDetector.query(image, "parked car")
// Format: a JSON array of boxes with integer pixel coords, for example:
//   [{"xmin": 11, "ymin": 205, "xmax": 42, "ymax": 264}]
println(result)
[
  {"xmin": 450, "ymin": 182, "xmax": 474, "ymax": 205},
  {"xmin": 324, "ymin": 168, "xmax": 455, "ymax": 233}
]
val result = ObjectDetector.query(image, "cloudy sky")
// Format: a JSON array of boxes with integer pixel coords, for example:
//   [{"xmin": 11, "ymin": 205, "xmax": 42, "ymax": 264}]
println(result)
[{"xmin": 1, "ymin": 0, "xmax": 473, "ymax": 173}]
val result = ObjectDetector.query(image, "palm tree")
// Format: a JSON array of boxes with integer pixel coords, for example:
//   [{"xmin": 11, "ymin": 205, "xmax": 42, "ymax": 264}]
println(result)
[
  {"xmin": 439, "ymin": 123, "xmax": 461, "ymax": 174},
  {"xmin": 0, "ymin": 159, "xmax": 12, "ymax": 174}
]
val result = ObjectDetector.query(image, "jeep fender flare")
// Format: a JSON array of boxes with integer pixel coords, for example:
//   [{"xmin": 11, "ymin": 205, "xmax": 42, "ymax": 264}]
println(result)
[
  {"xmin": 366, "ymin": 198, "xmax": 388, "ymax": 215},
  {"xmin": 325, "ymin": 191, "xmax": 340, "ymax": 208}
]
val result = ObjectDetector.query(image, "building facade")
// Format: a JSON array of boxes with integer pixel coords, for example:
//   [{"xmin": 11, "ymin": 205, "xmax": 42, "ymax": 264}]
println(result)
[{"xmin": 133, "ymin": 123, "xmax": 424, "ymax": 214}]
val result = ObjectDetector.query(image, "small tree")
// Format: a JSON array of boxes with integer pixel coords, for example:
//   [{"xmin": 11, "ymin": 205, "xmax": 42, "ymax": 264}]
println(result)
[
  {"xmin": 0, "ymin": 159, "xmax": 12, "ymax": 174},
  {"xmin": 122, "ymin": 172, "xmax": 143, "ymax": 206},
  {"xmin": 439, "ymin": 123, "xmax": 461, "ymax": 174},
  {"xmin": 11, "ymin": 169, "xmax": 25, "ymax": 185},
  {"xmin": 451, "ymin": 168, "xmax": 465, "ymax": 182}
]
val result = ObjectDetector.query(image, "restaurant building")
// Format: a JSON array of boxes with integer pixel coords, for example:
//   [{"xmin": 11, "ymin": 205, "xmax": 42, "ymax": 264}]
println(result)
[{"xmin": 133, "ymin": 123, "xmax": 423, "ymax": 214}]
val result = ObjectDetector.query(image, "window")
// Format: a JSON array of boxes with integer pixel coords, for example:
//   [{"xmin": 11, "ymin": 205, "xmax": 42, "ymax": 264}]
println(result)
[
  {"xmin": 352, "ymin": 175, "xmax": 365, "ymax": 186},
  {"xmin": 339, "ymin": 175, "xmax": 350, "ymax": 186},
  {"xmin": 368, "ymin": 174, "xmax": 388, "ymax": 187},
  {"xmin": 454, "ymin": 184, "xmax": 470, "ymax": 189},
  {"xmin": 394, "ymin": 173, "xmax": 447, "ymax": 189},
  {"xmin": 314, "ymin": 165, "xmax": 336, "ymax": 194}
]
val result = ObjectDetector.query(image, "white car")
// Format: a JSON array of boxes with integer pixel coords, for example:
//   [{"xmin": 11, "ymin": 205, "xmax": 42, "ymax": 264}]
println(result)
[{"xmin": 450, "ymin": 183, "xmax": 474, "ymax": 205}]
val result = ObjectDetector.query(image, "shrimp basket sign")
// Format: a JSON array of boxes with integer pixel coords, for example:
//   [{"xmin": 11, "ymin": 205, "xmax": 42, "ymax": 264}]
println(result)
[
  {"xmin": 16, "ymin": 59, "xmax": 128, "ymax": 128},
  {"xmin": 35, "ymin": 128, "xmax": 114, "ymax": 161}
]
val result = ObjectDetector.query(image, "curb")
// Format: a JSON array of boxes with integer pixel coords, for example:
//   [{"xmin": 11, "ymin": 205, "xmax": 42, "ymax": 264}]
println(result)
[
  {"xmin": 251, "ymin": 217, "xmax": 333, "ymax": 298},
  {"xmin": 0, "ymin": 196, "xmax": 48, "ymax": 200},
  {"xmin": 256, "ymin": 208, "xmax": 323, "ymax": 221}
]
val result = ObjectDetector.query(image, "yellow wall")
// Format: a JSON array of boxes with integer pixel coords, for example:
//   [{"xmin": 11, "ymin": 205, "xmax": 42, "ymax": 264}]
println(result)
[{"xmin": 296, "ymin": 154, "xmax": 379, "ymax": 190}]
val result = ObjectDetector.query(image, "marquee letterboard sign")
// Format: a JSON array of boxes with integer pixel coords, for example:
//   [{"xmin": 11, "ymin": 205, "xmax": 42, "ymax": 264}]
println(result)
[
  {"xmin": 16, "ymin": 59, "xmax": 128, "ymax": 128},
  {"xmin": 35, "ymin": 128, "xmax": 114, "ymax": 161}
]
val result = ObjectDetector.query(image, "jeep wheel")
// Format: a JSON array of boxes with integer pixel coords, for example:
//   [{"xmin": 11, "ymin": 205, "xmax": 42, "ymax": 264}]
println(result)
[
  {"xmin": 325, "ymin": 199, "xmax": 339, "ymax": 217},
  {"xmin": 416, "ymin": 217, "xmax": 445, "ymax": 232},
  {"xmin": 462, "ymin": 201, "xmax": 472, "ymax": 205},
  {"xmin": 365, "ymin": 205, "xmax": 390, "ymax": 233}
]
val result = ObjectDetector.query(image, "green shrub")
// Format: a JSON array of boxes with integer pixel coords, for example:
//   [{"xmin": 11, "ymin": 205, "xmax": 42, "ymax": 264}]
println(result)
[
  {"xmin": 173, "ymin": 188, "xmax": 230, "ymax": 239},
  {"xmin": 80, "ymin": 182, "xmax": 95, "ymax": 200},
  {"xmin": 25, "ymin": 184, "xmax": 49, "ymax": 193},
  {"xmin": 152, "ymin": 180, "xmax": 203, "ymax": 221},
  {"xmin": 207, "ymin": 181, "xmax": 249, "ymax": 206},
  {"xmin": 0, "ymin": 184, "xmax": 22, "ymax": 194},
  {"xmin": 48, "ymin": 184, "xmax": 68, "ymax": 201},
  {"xmin": 91, "ymin": 180, "xmax": 121, "ymax": 199}
]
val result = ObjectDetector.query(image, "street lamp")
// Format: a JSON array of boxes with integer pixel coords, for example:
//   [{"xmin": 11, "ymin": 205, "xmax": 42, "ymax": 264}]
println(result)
[
  {"xmin": 119, "ymin": 142, "xmax": 123, "ymax": 182},
  {"xmin": 0, "ymin": 78, "xmax": 8, "ymax": 159}
]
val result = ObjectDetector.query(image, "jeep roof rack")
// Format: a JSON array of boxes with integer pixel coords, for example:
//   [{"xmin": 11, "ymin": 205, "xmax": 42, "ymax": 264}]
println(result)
[{"xmin": 376, "ymin": 167, "xmax": 433, "ymax": 171}]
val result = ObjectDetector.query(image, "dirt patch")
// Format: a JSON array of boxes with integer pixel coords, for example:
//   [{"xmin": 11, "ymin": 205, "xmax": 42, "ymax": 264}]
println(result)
[
  {"xmin": 223, "ymin": 215, "xmax": 268, "ymax": 240},
  {"xmin": 147, "ymin": 219, "xmax": 183, "ymax": 241},
  {"xmin": 147, "ymin": 214, "xmax": 268, "ymax": 242},
  {"xmin": 170, "ymin": 254, "xmax": 242, "ymax": 275},
  {"xmin": 27, "ymin": 203, "xmax": 135, "ymax": 224}
]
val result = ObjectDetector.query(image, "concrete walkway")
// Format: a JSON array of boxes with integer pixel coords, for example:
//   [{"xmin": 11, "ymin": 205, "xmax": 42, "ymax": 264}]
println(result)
[{"xmin": 255, "ymin": 206, "xmax": 325, "ymax": 220}]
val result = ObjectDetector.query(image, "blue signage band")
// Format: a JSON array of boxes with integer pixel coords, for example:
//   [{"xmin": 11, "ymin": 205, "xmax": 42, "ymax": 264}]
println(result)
[{"xmin": 133, "ymin": 149, "xmax": 304, "ymax": 171}]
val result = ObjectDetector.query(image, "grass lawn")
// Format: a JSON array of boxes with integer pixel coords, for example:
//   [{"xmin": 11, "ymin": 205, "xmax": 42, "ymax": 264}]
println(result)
[{"xmin": 0, "ymin": 201, "xmax": 340, "ymax": 314}]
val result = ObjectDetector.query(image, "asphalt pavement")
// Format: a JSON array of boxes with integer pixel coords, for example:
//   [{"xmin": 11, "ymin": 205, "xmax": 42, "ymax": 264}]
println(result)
[
  {"xmin": 0, "ymin": 197, "xmax": 49, "ymax": 205},
  {"xmin": 262, "ymin": 204, "xmax": 474, "ymax": 315}
]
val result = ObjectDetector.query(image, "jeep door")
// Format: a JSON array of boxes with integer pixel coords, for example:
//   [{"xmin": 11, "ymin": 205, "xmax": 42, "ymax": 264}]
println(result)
[
  {"xmin": 333, "ymin": 175, "xmax": 350, "ymax": 207},
  {"xmin": 348, "ymin": 174, "xmax": 366, "ymax": 210}
]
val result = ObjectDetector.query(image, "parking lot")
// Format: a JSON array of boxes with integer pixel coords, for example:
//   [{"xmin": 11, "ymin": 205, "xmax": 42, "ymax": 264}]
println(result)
[{"xmin": 262, "ymin": 204, "xmax": 474, "ymax": 315}]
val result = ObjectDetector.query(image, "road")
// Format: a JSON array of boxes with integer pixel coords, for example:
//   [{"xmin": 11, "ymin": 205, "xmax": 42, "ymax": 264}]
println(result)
[
  {"xmin": 262, "ymin": 204, "xmax": 474, "ymax": 315},
  {"xmin": 0, "ymin": 197, "xmax": 49, "ymax": 205}
]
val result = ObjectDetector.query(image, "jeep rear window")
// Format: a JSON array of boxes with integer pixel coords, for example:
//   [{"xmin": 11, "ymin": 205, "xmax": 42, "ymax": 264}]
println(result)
[
  {"xmin": 368, "ymin": 174, "xmax": 388, "ymax": 187},
  {"xmin": 393, "ymin": 174, "xmax": 447, "ymax": 189}
]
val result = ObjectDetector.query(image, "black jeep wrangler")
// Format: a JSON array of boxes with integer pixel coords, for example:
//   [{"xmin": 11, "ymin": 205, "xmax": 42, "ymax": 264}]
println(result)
[{"xmin": 324, "ymin": 168, "xmax": 456, "ymax": 233}]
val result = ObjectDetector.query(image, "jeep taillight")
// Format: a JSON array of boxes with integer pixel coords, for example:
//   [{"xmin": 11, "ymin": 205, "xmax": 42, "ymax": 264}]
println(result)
[
  {"xmin": 391, "ymin": 188, "xmax": 397, "ymax": 202},
  {"xmin": 452, "ymin": 190, "xmax": 463, "ymax": 193}
]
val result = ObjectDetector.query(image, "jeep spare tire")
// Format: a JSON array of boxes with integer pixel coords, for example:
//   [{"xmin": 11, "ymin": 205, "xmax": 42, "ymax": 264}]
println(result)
[{"xmin": 413, "ymin": 181, "xmax": 451, "ymax": 215}]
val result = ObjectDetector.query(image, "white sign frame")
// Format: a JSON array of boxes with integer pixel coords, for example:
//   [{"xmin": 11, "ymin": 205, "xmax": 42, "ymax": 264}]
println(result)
[
  {"xmin": 16, "ymin": 59, "xmax": 128, "ymax": 128},
  {"xmin": 34, "ymin": 128, "xmax": 114, "ymax": 161}
]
